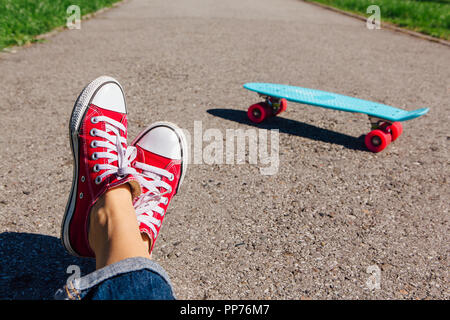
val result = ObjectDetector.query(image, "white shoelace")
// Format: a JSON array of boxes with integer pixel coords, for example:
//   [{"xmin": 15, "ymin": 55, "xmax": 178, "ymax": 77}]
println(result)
[
  {"xmin": 89, "ymin": 116, "xmax": 136, "ymax": 184},
  {"xmin": 133, "ymin": 162, "xmax": 174, "ymax": 238}
]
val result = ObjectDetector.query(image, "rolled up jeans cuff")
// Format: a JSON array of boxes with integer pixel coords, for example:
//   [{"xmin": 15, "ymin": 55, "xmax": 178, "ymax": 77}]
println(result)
[{"xmin": 54, "ymin": 257, "xmax": 174, "ymax": 300}]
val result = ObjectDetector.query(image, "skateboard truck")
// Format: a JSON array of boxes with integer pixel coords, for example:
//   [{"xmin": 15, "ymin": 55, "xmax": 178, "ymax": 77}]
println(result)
[
  {"xmin": 257, "ymin": 94, "xmax": 286, "ymax": 114},
  {"xmin": 368, "ymin": 116, "xmax": 392, "ymax": 130}
]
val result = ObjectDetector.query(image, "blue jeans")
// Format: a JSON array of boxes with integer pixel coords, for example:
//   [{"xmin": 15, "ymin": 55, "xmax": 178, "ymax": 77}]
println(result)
[{"xmin": 54, "ymin": 257, "xmax": 175, "ymax": 300}]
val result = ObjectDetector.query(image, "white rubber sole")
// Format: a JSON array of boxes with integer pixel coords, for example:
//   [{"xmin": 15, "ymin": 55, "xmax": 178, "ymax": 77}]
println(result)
[{"xmin": 61, "ymin": 76, "xmax": 126, "ymax": 256}]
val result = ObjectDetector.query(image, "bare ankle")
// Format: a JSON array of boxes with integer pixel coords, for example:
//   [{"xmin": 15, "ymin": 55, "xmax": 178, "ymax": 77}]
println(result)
[
  {"xmin": 140, "ymin": 232, "xmax": 152, "ymax": 254},
  {"xmin": 88, "ymin": 184, "xmax": 134, "ymax": 253}
]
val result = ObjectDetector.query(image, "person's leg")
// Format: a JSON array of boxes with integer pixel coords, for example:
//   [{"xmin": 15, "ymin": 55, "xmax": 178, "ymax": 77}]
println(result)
[
  {"xmin": 87, "ymin": 121, "xmax": 188, "ymax": 268},
  {"xmin": 88, "ymin": 184, "xmax": 150, "ymax": 270},
  {"xmin": 57, "ymin": 76, "xmax": 176, "ymax": 300},
  {"xmin": 57, "ymin": 76, "xmax": 191, "ymax": 300},
  {"xmin": 82, "ymin": 122, "xmax": 188, "ymax": 299}
]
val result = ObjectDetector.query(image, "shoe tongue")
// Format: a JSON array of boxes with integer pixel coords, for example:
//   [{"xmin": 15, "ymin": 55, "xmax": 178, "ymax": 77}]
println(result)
[
  {"xmin": 141, "ymin": 149, "xmax": 172, "ymax": 171},
  {"xmin": 92, "ymin": 104, "xmax": 128, "ymax": 171},
  {"xmin": 134, "ymin": 148, "xmax": 172, "ymax": 194}
]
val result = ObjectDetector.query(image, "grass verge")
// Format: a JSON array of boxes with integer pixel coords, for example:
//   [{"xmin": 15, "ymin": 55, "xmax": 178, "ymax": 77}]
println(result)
[
  {"xmin": 305, "ymin": 0, "xmax": 450, "ymax": 40},
  {"xmin": 0, "ymin": 0, "xmax": 123, "ymax": 50}
]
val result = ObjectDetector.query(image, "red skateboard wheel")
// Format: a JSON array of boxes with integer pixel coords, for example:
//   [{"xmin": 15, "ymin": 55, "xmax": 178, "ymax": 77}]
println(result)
[
  {"xmin": 365, "ymin": 129, "xmax": 392, "ymax": 153},
  {"xmin": 248, "ymin": 103, "xmax": 269, "ymax": 123},
  {"xmin": 275, "ymin": 98, "xmax": 287, "ymax": 115},
  {"xmin": 388, "ymin": 121, "xmax": 403, "ymax": 141}
]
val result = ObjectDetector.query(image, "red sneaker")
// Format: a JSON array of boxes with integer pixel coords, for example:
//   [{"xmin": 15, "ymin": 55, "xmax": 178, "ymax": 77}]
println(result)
[
  {"xmin": 130, "ymin": 122, "xmax": 188, "ymax": 254},
  {"xmin": 61, "ymin": 76, "xmax": 141, "ymax": 257}
]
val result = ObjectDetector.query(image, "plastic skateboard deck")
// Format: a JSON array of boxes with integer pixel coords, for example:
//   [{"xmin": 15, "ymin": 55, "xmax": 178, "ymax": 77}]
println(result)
[
  {"xmin": 243, "ymin": 82, "xmax": 429, "ymax": 152},
  {"xmin": 244, "ymin": 83, "xmax": 429, "ymax": 122}
]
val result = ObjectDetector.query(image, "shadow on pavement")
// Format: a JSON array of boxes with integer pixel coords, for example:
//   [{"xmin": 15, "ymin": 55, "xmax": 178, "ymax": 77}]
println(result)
[
  {"xmin": 207, "ymin": 108, "xmax": 368, "ymax": 152},
  {"xmin": 0, "ymin": 232, "xmax": 95, "ymax": 300}
]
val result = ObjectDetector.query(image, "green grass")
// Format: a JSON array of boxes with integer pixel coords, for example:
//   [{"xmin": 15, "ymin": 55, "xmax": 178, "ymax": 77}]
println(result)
[
  {"xmin": 0, "ymin": 0, "xmax": 122, "ymax": 50},
  {"xmin": 306, "ymin": 0, "xmax": 450, "ymax": 40}
]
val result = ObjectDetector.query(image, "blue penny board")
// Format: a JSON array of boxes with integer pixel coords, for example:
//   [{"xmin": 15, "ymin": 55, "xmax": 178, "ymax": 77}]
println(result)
[{"xmin": 244, "ymin": 83, "xmax": 429, "ymax": 122}]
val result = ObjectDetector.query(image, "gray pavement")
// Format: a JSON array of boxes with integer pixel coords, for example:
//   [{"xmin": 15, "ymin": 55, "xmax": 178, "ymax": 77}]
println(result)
[{"xmin": 0, "ymin": 0, "xmax": 448, "ymax": 299}]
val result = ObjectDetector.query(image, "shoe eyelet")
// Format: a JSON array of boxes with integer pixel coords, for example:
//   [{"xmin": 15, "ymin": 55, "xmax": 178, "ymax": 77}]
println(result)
[
  {"xmin": 93, "ymin": 164, "xmax": 100, "ymax": 172},
  {"xmin": 79, "ymin": 192, "xmax": 83, "ymax": 199},
  {"xmin": 95, "ymin": 176, "xmax": 102, "ymax": 185},
  {"xmin": 90, "ymin": 128, "xmax": 97, "ymax": 136},
  {"xmin": 169, "ymin": 174, "xmax": 174, "ymax": 181},
  {"xmin": 81, "ymin": 176, "xmax": 85, "ymax": 182},
  {"xmin": 91, "ymin": 117, "xmax": 99, "ymax": 124},
  {"xmin": 91, "ymin": 152, "xmax": 98, "ymax": 160},
  {"xmin": 91, "ymin": 140, "xmax": 98, "ymax": 148}
]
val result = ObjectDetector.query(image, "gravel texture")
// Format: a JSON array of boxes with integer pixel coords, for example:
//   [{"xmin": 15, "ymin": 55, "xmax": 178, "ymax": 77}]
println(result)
[{"xmin": 0, "ymin": 0, "xmax": 448, "ymax": 299}]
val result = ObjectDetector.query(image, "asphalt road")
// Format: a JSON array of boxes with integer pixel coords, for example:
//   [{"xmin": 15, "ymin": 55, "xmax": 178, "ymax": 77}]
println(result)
[{"xmin": 0, "ymin": 0, "xmax": 448, "ymax": 299}]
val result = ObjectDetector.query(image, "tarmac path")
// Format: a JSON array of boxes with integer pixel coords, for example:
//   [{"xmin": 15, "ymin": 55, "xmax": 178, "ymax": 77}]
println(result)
[{"xmin": 0, "ymin": 0, "xmax": 448, "ymax": 299}]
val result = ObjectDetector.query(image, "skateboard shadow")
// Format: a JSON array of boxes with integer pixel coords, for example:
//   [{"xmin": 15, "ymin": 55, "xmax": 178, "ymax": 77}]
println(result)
[
  {"xmin": 206, "ymin": 109, "xmax": 368, "ymax": 152},
  {"xmin": 0, "ymin": 232, "xmax": 95, "ymax": 300}
]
